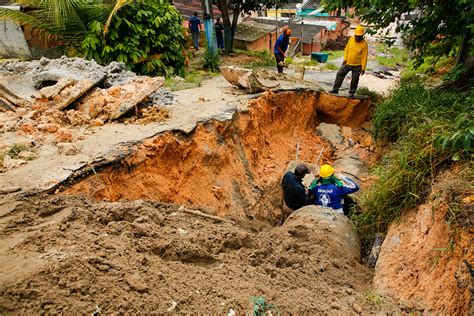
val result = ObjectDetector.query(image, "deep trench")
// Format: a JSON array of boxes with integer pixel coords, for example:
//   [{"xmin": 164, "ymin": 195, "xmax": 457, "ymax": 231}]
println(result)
[{"xmin": 65, "ymin": 90, "xmax": 371, "ymax": 224}]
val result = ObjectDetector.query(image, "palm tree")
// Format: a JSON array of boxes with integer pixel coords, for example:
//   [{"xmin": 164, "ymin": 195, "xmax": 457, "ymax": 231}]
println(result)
[{"xmin": 0, "ymin": 0, "xmax": 134, "ymax": 42}]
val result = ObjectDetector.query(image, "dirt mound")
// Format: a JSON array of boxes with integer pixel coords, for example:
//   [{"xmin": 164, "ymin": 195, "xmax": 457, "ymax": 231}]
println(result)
[
  {"xmin": 373, "ymin": 201, "xmax": 472, "ymax": 313},
  {"xmin": 0, "ymin": 193, "xmax": 387, "ymax": 314},
  {"xmin": 64, "ymin": 90, "xmax": 371, "ymax": 223}
]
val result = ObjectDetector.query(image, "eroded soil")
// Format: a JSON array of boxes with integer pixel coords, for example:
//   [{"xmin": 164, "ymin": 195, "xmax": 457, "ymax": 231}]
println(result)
[{"xmin": 0, "ymin": 194, "xmax": 385, "ymax": 314}]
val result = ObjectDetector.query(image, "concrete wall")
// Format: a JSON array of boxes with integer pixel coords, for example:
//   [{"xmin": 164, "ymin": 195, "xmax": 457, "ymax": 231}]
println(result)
[{"xmin": 0, "ymin": 19, "xmax": 31, "ymax": 59}]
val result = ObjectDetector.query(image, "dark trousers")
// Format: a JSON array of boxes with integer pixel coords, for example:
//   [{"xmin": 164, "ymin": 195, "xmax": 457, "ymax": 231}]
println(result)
[
  {"xmin": 343, "ymin": 195, "xmax": 356, "ymax": 216},
  {"xmin": 332, "ymin": 64, "xmax": 362, "ymax": 94},
  {"xmin": 275, "ymin": 54, "xmax": 284, "ymax": 73},
  {"xmin": 191, "ymin": 31, "xmax": 199, "ymax": 49},
  {"xmin": 216, "ymin": 36, "xmax": 224, "ymax": 49}
]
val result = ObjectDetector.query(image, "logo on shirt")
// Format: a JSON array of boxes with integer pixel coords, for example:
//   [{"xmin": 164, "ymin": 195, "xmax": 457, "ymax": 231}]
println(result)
[{"xmin": 320, "ymin": 194, "xmax": 330, "ymax": 207}]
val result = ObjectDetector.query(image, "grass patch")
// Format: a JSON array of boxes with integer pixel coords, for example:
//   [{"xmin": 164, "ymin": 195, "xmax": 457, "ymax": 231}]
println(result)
[
  {"xmin": 352, "ymin": 83, "xmax": 473, "ymax": 254},
  {"xmin": 400, "ymin": 55, "xmax": 454, "ymax": 83},
  {"xmin": 356, "ymin": 87, "xmax": 384, "ymax": 103},
  {"xmin": 322, "ymin": 50, "xmax": 344, "ymax": 60},
  {"xmin": 322, "ymin": 62, "xmax": 339, "ymax": 71},
  {"xmin": 164, "ymin": 70, "xmax": 217, "ymax": 91},
  {"xmin": 375, "ymin": 43, "xmax": 408, "ymax": 68}
]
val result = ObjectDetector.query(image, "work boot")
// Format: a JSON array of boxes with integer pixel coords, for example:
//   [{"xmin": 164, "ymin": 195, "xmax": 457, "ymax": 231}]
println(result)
[
  {"xmin": 328, "ymin": 90, "xmax": 338, "ymax": 94},
  {"xmin": 349, "ymin": 93, "xmax": 355, "ymax": 98}
]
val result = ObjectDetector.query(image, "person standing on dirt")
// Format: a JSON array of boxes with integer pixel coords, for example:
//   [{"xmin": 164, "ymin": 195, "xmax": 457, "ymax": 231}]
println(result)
[
  {"xmin": 215, "ymin": 17, "xmax": 224, "ymax": 50},
  {"xmin": 282, "ymin": 163, "xmax": 310, "ymax": 211},
  {"xmin": 329, "ymin": 25, "xmax": 368, "ymax": 97},
  {"xmin": 189, "ymin": 12, "xmax": 202, "ymax": 50},
  {"xmin": 309, "ymin": 164, "xmax": 359, "ymax": 215},
  {"xmin": 274, "ymin": 29, "xmax": 292, "ymax": 74}
]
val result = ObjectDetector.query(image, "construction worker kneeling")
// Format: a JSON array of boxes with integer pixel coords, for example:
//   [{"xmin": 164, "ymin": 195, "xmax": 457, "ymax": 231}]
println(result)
[{"xmin": 309, "ymin": 164, "xmax": 359, "ymax": 215}]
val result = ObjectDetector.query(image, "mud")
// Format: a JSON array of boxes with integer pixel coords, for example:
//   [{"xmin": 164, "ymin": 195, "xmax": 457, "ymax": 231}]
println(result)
[
  {"xmin": 65, "ymin": 91, "xmax": 371, "ymax": 223},
  {"xmin": 0, "ymin": 193, "xmax": 389, "ymax": 314}
]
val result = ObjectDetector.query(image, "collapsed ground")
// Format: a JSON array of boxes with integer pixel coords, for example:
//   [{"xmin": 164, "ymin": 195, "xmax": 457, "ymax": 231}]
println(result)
[{"xmin": 0, "ymin": 57, "xmax": 393, "ymax": 313}]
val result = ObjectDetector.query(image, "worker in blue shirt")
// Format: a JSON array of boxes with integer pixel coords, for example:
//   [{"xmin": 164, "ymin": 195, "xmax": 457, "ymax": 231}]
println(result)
[
  {"xmin": 188, "ymin": 12, "xmax": 202, "ymax": 50},
  {"xmin": 274, "ymin": 28, "xmax": 291, "ymax": 74},
  {"xmin": 309, "ymin": 164, "xmax": 359, "ymax": 215}
]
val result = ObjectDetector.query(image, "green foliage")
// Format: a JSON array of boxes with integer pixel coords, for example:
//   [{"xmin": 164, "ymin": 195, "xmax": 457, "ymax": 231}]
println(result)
[
  {"xmin": 400, "ymin": 55, "xmax": 454, "ymax": 83},
  {"xmin": 353, "ymin": 84, "xmax": 473, "ymax": 251},
  {"xmin": 434, "ymin": 112, "xmax": 474, "ymax": 161},
  {"xmin": 356, "ymin": 87, "xmax": 383, "ymax": 103},
  {"xmin": 323, "ymin": 62, "xmax": 339, "ymax": 71},
  {"xmin": 83, "ymin": 0, "xmax": 186, "ymax": 76},
  {"xmin": 0, "ymin": 0, "xmax": 115, "ymax": 42},
  {"xmin": 375, "ymin": 43, "xmax": 408, "ymax": 68},
  {"xmin": 372, "ymin": 84, "xmax": 464, "ymax": 142},
  {"xmin": 203, "ymin": 49, "xmax": 220, "ymax": 72},
  {"xmin": 322, "ymin": 50, "xmax": 344, "ymax": 60},
  {"xmin": 321, "ymin": 0, "xmax": 473, "ymax": 64},
  {"xmin": 251, "ymin": 296, "xmax": 277, "ymax": 316}
]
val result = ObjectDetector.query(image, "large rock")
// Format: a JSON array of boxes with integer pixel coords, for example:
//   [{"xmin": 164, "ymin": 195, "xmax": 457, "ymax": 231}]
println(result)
[
  {"xmin": 284, "ymin": 205, "xmax": 361, "ymax": 260},
  {"xmin": 315, "ymin": 123, "xmax": 343, "ymax": 148}
]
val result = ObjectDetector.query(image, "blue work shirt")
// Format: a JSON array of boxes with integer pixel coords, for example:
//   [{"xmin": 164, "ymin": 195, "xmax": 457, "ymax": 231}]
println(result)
[
  {"xmin": 189, "ymin": 16, "xmax": 201, "ymax": 33},
  {"xmin": 274, "ymin": 34, "xmax": 289, "ymax": 56},
  {"xmin": 310, "ymin": 177, "xmax": 359, "ymax": 211}
]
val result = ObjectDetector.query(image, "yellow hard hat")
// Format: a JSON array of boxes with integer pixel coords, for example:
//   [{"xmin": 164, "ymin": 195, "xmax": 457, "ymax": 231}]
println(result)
[
  {"xmin": 355, "ymin": 25, "xmax": 365, "ymax": 36},
  {"xmin": 319, "ymin": 164, "xmax": 334, "ymax": 178}
]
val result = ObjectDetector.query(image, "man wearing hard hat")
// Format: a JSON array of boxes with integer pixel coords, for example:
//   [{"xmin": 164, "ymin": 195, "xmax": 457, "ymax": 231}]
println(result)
[
  {"xmin": 329, "ymin": 25, "xmax": 368, "ymax": 97},
  {"xmin": 309, "ymin": 164, "xmax": 359, "ymax": 215}
]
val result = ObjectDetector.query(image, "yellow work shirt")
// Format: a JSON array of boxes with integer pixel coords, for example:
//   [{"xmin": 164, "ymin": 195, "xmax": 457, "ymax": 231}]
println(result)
[{"xmin": 344, "ymin": 36, "xmax": 368, "ymax": 70}]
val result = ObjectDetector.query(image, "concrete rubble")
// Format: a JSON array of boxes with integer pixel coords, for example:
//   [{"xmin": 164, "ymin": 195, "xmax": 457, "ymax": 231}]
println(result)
[
  {"xmin": 0, "ymin": 56, "xmax": 167, "ymax": 122},
  {"xmin": 0, "ymin": 56, "xmax": 173, "ymax": 176}
]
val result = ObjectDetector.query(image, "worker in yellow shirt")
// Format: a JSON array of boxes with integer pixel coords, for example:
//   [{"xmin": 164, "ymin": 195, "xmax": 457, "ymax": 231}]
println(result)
[{"xmin": 329, "ymin": 25, "xmax": 368, "ymax": 97}]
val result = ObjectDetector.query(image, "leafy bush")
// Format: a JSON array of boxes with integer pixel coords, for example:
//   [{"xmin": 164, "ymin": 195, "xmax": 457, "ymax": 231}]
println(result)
[
  {"xmin": 203, "ymin": 49, "xmax": 220, "ymax": 72},
  {"xmin": 434, "ymin": 112, "xmax": 473, "ymax": 161},
  {"xmin": 83, "ymin": 0, "xmax": 186, "ymax": 77}
]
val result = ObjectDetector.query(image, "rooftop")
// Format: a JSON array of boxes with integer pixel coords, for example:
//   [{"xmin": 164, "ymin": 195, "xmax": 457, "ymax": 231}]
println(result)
[{"xmin": 234, "ymin": 22, "xmax": 277, "ymax": 42}]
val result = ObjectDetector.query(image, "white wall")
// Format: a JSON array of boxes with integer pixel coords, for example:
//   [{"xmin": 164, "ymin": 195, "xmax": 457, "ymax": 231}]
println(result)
[{"xmin": 0, "ymin": 19, "xmax": 31, "ymax": 59}]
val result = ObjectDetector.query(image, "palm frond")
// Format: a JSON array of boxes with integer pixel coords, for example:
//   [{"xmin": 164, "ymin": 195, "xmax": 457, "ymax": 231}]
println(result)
[
  {"xmin": 0, "ymin": 7, "xmax": 58, "ymax": 42},
  {"xmin": 103, "ymin": 0, "xmax": 134, "ymax": 36}
]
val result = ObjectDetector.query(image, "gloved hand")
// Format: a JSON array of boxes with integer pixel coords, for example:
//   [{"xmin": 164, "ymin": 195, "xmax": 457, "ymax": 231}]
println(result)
[
  {"xmin": 361, "ymin": 70, "xmax": 365, "ymax": 76},
  {"xmin": 342, "ymin": 60, "xmax": 347, "ymax": 65}
]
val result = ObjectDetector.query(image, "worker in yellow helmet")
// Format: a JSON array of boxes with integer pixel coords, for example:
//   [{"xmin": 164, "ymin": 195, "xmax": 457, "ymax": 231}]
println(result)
[
  {"xmin": 309, "ymin": 164, "xmax": 359, "ymax": 215},
  {"xmin": 329, "ymin": 25, "xmax": 368, "ymax": 98}
]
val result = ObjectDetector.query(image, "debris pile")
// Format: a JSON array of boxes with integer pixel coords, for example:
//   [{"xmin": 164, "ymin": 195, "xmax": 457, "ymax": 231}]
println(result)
[
  {"xmin": 0, "ymin": 56, "xmax": 172, "ymax": 132},
  {"xmin": 0, "ymin": 57, "xmax": 173, "ymax": 172}
]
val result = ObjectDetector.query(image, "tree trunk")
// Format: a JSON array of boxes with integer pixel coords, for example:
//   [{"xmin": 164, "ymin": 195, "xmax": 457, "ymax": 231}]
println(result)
[
  {"xmin": 456, "ymin": 29, "xmax": 473, "ymax": 67},
  {"xmin": 229, "ymin": 7, "xmax": 240, "ymax": 52},
  {"xmin": 217, "ymin": 0, "xmax": 233, "ymax": 54}
]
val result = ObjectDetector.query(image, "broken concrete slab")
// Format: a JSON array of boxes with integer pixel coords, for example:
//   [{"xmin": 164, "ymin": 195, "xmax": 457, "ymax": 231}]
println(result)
[
  {"xmin": 39, "ymin": 77, "xmax": 76, "ymax": 100},
  {"xmin": 221, "ymin": 66, "xmax": 279, "ymax": 93},
  {"xmin": 75, "ymin": 76, "xmax": 165, "ymax": 122},
  {"xmin": 315, "ymin": 123, "xmax": 343, "ymax": 148},
  {"xmin": 108, "ymin": 77, "xmax": 164, "ymax": 120}
]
